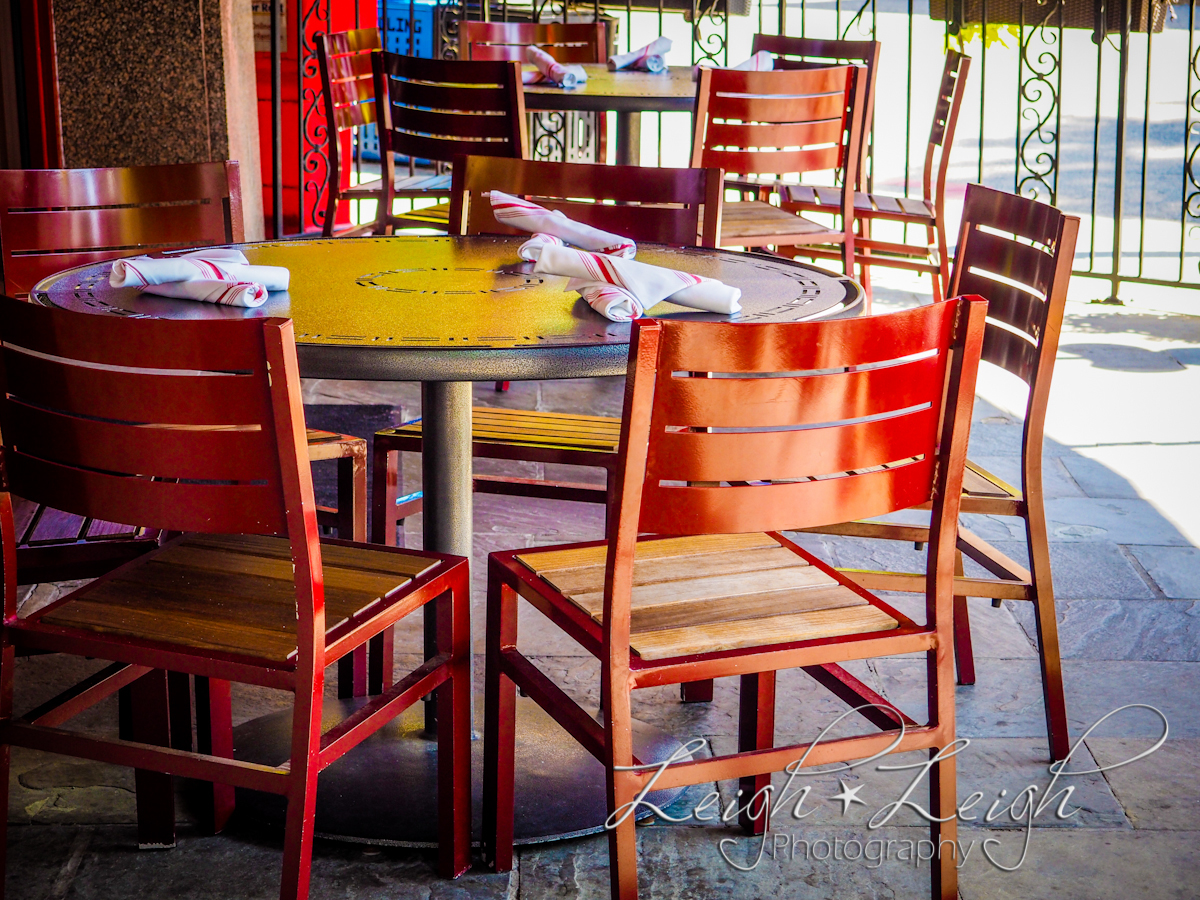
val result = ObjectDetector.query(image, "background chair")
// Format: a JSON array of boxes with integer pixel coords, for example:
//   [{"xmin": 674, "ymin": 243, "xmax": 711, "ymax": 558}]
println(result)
[
  {"xmin": 0, "ymin": 297, "xmax": 471, "ymax": 899},
  {"xmin": 0, "ymin": 162, "xmax": 367, "ymax": 587},
  {"xmin": 690, "ymin": 65, "xmax": 866, "ymax": 284},
  {"xmin": 800, "ymin": 183, "xmax": 1080, "ymax": 762},
  {"xmin": 750, "ymin": 33, "xmax": 881, "ymax": 192},
  {"xmin": 370, "ymin": 154, "xmax": 724, "ymax": 547},
  {"xmin": 782, "ymin": 51, "xmax": 971, "ymax": 303},
  {"xmin": 482, "ymin": 299, "xmax": 988, "ymax": 900},
  {"xmin": 315, "ymin": 29, "xmax": 452, "ymax": 238},
  {"xmin": 373, "ymin": 52, "xmax": 528, "ymax": 233},
  {"xmin": 461, "ymin": 21, "xmax": 608, "ymax": 164}
]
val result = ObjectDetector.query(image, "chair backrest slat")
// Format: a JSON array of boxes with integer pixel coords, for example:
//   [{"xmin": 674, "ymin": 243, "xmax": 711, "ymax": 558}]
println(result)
[
  {"xmin": 620, "ymin": 301, "xmax": 981, "ymax": 536},
  {"xmin": 0, "ymin": 297, "xmax": 295, "ymax": 537},
  {"xmin": 0, "ymin": 163, "xmax": 241, "ymax": 297},
  {"xmin": 461, "ymin": 21, "xmax": 606, "ymax": 63},
  {"xmin": 450, "ymin": 155, "xmax": 723, "ymax": 248},
  {"xmin": 373, "ymin": 52, "xmax": 528, "ymax": 166}
]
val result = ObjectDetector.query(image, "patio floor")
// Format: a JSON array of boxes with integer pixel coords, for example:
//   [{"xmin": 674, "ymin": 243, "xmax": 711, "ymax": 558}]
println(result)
[{"xmin": 7, "ymin": 277, "xmax": 1199, "ymax": 899}]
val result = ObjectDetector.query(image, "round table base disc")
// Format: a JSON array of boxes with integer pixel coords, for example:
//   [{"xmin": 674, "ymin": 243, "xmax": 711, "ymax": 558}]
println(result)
[{"xmin": 233, "ymin": 696, "xmax": 688, "ymax": 847}]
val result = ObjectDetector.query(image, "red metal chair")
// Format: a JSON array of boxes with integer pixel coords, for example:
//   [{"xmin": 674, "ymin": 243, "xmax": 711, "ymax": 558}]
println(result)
[
  {"xmin": 0, "ymin": 162, "xmax": 367, "ymax": 587},
  {"xmin": 460, "ymin": 21, "xmax": 609, "ymax": 164},
  {"xmin": 800, "ymin": 183, "xmax": 1081, "ymax": 762},
  {"xmin": 370, "ymin": 154, "xmax": 724, "ymax": 546},
  {"xmin": 315, "ymin": 29, "xmax": 452, "ymax": 237},
  {"xmin": 691, "ymin": 65, "xmax": 867, "ymax": 286},
  {"xmin": 373, "ymin": 52, "xmax": 528, "ymax": 233},
  {"xmin": 482, "ymin": 297, "xmax": 988, "ymax": 899},
  {"xmin": 0, "ymin": 295, "xmax": 471, "ymax": 899},
  {"xmin": 782, "ymin": 51, "xmax": 972, "ymax": 303}
]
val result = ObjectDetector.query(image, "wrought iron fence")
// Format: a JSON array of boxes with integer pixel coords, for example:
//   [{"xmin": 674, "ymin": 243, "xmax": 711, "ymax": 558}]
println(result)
[{"xmin": 355, "ymin": 0, "xmax": 1200, "ymax": 300}]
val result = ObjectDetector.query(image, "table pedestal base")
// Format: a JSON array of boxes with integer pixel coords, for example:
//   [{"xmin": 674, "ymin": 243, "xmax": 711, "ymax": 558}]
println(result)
[{"xmin": 233, "ymin": 696, "xmax": 687, "ymax": 846}]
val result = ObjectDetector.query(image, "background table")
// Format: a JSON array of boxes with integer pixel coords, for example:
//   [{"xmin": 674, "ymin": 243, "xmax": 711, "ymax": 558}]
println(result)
[
  {"xmin": 523, "ymin": 64, "xmax": 695, "ymax": 165},
  {"xmin": 34, "ymin": 235, "xmax": 863, "ymax": 845}
]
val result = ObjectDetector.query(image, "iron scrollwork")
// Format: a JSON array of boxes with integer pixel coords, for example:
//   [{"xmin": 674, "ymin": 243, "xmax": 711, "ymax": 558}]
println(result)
[
  {"xmin": 1185, "ymin": 32, "xmax": 1200, "ymax": 223},
  {"xmin": 1015, "ymin": 0, "xmax": 1063, "ymax": 204},
  {"xmin": 301, "ymin": 0, "xmax": 332, "ymax": 234}
]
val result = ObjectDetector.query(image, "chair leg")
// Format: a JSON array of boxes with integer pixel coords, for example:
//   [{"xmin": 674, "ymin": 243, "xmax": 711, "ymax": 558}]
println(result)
[
  {"xmin": 483, "ymin": 577, "xmax": 518, "ymax": 873},
  {"xmin": 368, "ymin": 628, "xmax": 394, "ymax": 696},
  {"xmin": 494, "ymin": 381, "xmax": 509, "ymax": 392},
  {"xmin": 931, "ymin": 221, "xmax": 949, "ymax": 304},
  {"xmin": 952, "ymin": 551, "xmax": 976, "ymax": 685},
  {"xmin": 1027, "ymin": 506, "xmax": 1071, "ymax": 762},
  {"xmin": 605, "ymin": 679, "xmax": 640, "ymax": 900},
  {"xmin": 337, "ymin": 647, "xmax": 368, "ymax": 698},
  {"xmin": 0, "ymin": 643, "xmax": 14, "ymax": 894},
  {"xmin": 279, "ymin": 679, "xmax": 323, "ymax": 900},
  {"xmin": 371, "ymin": 442, "xmax": 396, "ymax": 546},
  {"xmin": 929, "ymin": 744, "xmax": 959, "ymax": 900},
  {"xmin": 679, "ymin": 680, "xmax": 714, "ymax": 703},
  {"xmin": 336, "ymin": 453, "xmax": 367, "ymax": 542},
  {"xmin": 738, "ymin": 671, "xmax": 776, "ymax": 835},
  {"xmin": 858, "ymin": 216, "xmax": 873, "ymax": 306},
  {"xmin": 129, "ymin": 669, "xmax": 176, "ymax": 849},
  {"xmin": 194, "ymin": 676, "xmax": 235, "ymax": 834},
  {"xmin": 436, "ymin": 575, "xmax": 472, "ymax": 878}
]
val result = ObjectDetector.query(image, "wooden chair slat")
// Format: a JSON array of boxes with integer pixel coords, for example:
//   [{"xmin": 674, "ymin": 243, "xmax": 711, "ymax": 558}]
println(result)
[
  {"xmin": 980, "ymin": 324, "xmax": 1039, "ymax": 383},
  {"xmin": 390, "ymin": 105, "xmax": 519, "ymax": 140},
  {"xmin": 9, "ymin": 451, "xmax": 288, "ymax": 536},
  {"xmin": 2, "ymin": 399, "xmax": 278, "ymax": 484},
  {"xmin": 658, "ymin": 302, "xmax": 958, "ymax": 373},
  {"xmin": 958, "ymin": 227, "xmax": 1058, "ymax": 297},
  {"xmin": 655, "ymin": 352, "xmax": 945, "ymax": 428},
  {"xmin": 461, "ymin": 22, "xmax": 606, "ymax": 64},
  {"xmin": 5, "ymin": 205, "xmax": 229, "ymax": 254},
  {"xmin": 703, "ymin": 146, "xmax": 843, "ymax": 179}
]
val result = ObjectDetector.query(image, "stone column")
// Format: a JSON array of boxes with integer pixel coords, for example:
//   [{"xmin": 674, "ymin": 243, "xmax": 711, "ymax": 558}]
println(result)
[{"xmin": 52, "ymin": 0, "xmax": 264, "ymax": 239}]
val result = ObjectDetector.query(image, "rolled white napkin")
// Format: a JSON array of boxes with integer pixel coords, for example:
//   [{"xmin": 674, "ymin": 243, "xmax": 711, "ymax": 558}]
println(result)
[
  {"xmin": 533, "ymin": 243, "xmax": 741, "ymax": 321},
  {"xmin": 140, "ymin": 280, "xmax": 268, "ymax": 308},
  {"xmin": 608, "ymin": 37, "xmax": 672, "ymax": 72},
  {"xmin": 109, "ymin": 248, "xmax": 289, "ymax": 292},
  {"xmin": 575, "ymin": 282, "xmax": 643, "ymax": 322},
  {"xmin": 492, "ymin": 190, "xmax": 636, "ymax": 259},
  {"xmin": 693, "ymin": 50, "xmax": 774, "ymax": 81},
  {"xmin": 517, "ymin": 232, "xmax": 566, "ymax": 262},
  {"xmin": 522, "ymin": 45, "xmax": 588, "ymax": 88}
]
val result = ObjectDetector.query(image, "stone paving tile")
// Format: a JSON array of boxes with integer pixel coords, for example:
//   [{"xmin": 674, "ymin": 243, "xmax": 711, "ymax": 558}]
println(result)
[
  {"xmin": 1128, "ymin": 546, "xmax": 1200, "ymax": 599},
  {"xmin": 967, "ymin": 454, "xmax": 1085, "ymax": 499},
  {"xmin": 1042, "ymin": 498, "xmax": 1193, "ymax": 546},
  {"xmin": 866, "ymin": 594, "xmax": 1038, "ymax": 661},
  {"xmin": 1058, "ymin": 454, "xmax": 1142, "ymax": 499},
  {"xmin": 1009, "ymin": 599, "xmax": 1200, "ymax": 661},
  {"xmin": 517, "ymin": 824, "xmax": 940, "ymax": 900},
  {"xmin": 1085, "ymin": 738, "xmax": 1200, "ymax": 831},
  {"xmin": 707, "ymin": 737, "xmax": 1128, "ymax": 831},
  {"xmin": 986, "ymin": 540, "xmax": 1157, "ymax": 600},
  {"xmin": 9, "ymin": 824, "xmax": 511, "ymax": 900},
  {"xmin": 4, "ymin": 824, "xmax": 87, "ymax": 899},
  {"xmin": 958, "ymin": 828, "xmax": 1200, "ymax": 900}
]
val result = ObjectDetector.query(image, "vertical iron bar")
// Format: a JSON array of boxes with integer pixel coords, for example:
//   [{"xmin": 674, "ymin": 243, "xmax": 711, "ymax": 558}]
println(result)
[
  {"xmin": 905, "ymin": 0, "xmax": 914, "ymax": 197},
  {"xmin": 979, "ymin": 0, "xmax": 987, "ymax": 184},
  {"xmin": 1180, "ymin": 0, "xmax": 1195, "ymax": 281},
  {"xmin": 271, "ymin": 0, "xmax": 283, "ymax": 239},
  {"xmin": 1138, "ymin": 30, "xmax": 1152, "ymax": 278},
  {"xmin": 1109, "ymin": 0, "xmax": 1132, "ymax": 300},
  {"xmin": 779, "ymin": 0, "xmax": 786, "ymax": 33},
  {"xmin": 1015, "ymin": 6, "xmax": 1024, "ymax": 193},
  {"xmin": 1090, "ymin": 24, "xmax": 1103, "ymax": 271}
]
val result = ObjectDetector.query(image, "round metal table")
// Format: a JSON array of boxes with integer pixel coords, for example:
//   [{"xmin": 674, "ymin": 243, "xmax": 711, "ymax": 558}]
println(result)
[
  {"xmin": 33, "ymin": 234, "xmax": 863, "ymax": 846},
  {"xmin": 523, "ymin": 64, "xmax": 696, "ymax": 166}
]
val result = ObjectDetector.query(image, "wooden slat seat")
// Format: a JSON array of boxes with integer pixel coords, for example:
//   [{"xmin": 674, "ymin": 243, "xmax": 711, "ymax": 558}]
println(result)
[
  {"xmin": 515, "ymin": 533, "xmax": 897, "ymax": 660},
  {"xmin": 381, "ymin": 407, "xmax": 621, "ymax": 454},
  {"xmin": 962, "ymin": 461, "xmax": 1021, "ymax": 502},
  {"xmin": 36, "ymin": 534, "xmax": 435, "ymax": 664},
  {"xmin": 340, "ymin": 171, "xmax": 452, "ymax": 201},
  {"xmin": 719, "ymin": 202, "xmax": 832, "ymax": 244},
  {"xmin": 784, "ymin": 185, "xmax": 936, "ymax": 222}
]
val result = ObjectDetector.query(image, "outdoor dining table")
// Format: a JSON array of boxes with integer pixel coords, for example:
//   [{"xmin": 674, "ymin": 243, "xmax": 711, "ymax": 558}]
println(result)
[
  {"xmin": 32, "ymin": 234, "xmax": 863, "ymax": 846},
  {"xmin": 523, "ymin": 64, "xmax": 696, "ymax": 166}
]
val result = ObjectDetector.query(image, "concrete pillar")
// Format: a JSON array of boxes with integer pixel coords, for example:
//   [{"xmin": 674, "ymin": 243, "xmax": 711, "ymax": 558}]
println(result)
[{"xmin": 52, "ymin": 0, "xmax": 264, "ymax": 239}]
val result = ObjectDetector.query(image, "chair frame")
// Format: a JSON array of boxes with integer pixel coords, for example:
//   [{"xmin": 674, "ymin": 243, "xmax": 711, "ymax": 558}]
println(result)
[
  {"xmin": 782, "ymin": 51, "xmax": 972, "ymax": 304},
  {"xmin": 800, "ymin": 183, "xmax": 1081, "ymax": 762},
  {"xmin": 482, "ymin": 299, "xmax": 989, "ymax": 900},
  {"xmin": 373, "ymin": 51, "xmax": 528, "ymax": 234},
  {"xmin": 370, "ymin": 154, "xmax": 724, "ymax": 546},
  {"xmin": 0, "ymin": 298, "xmax": 471, "ymax": 898}
]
